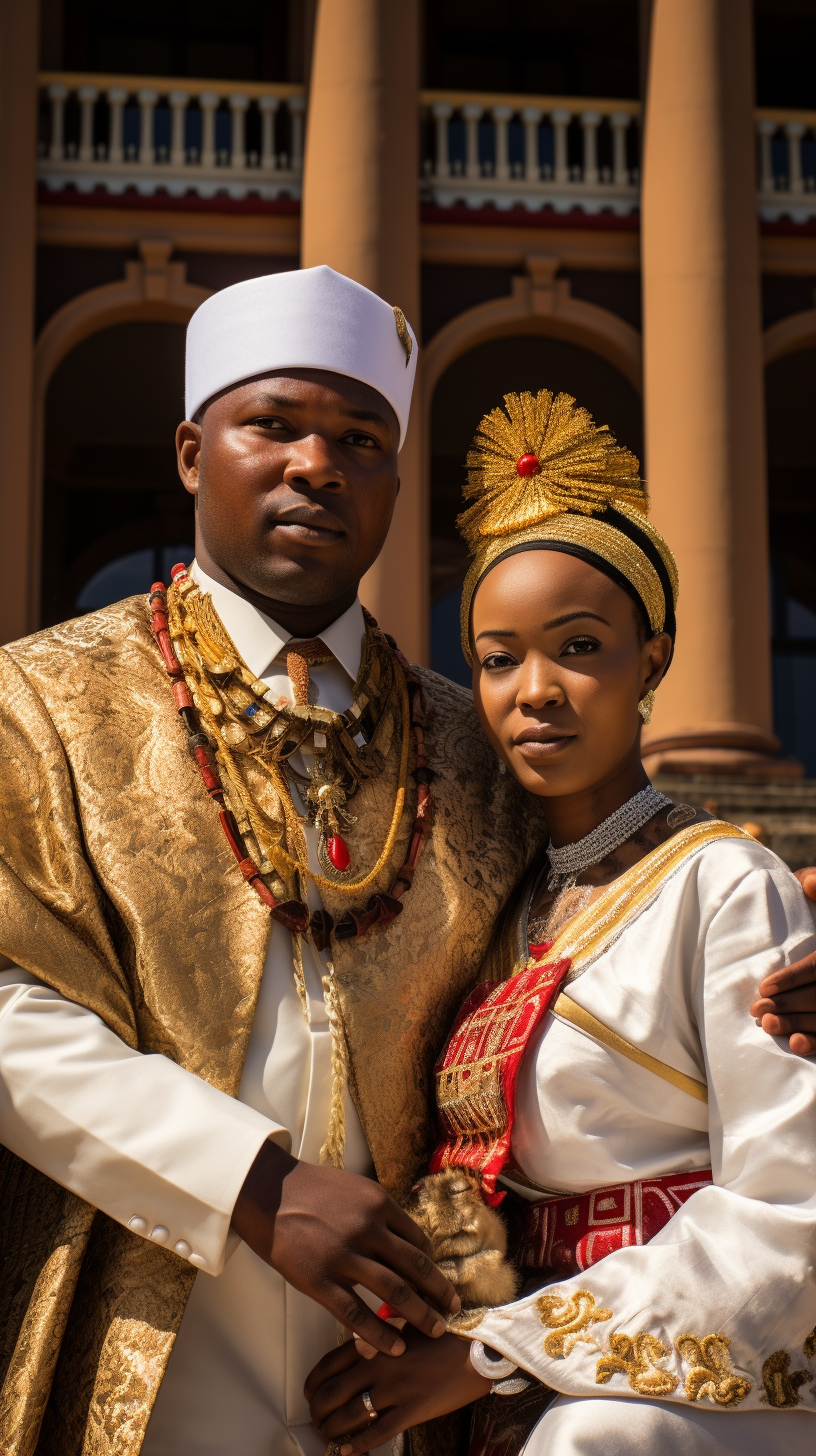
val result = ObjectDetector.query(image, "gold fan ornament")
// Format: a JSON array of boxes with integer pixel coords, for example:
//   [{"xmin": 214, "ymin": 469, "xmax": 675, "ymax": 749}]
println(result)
[{"xmin": 457, "ymin": 388, "xmax": 648, "ymax": 552}]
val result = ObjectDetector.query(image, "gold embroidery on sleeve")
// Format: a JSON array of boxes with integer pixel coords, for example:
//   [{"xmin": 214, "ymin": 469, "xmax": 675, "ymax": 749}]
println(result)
[
  {"xmin": 761, "ymin": 1349, "xmax": 810, "ymax": 1408},
  {"xmin": 675, "ymin": 1334, "xmax": 751, "ymax": 1406},
  {"xmin": 595, "ymin": 1332, "xmax": 679, "ymax": 1395},
  {"xmin": 536, "ymin": 1289, "xmax": 612, "ymax": 1358},
  {"xmin": 803, "ymin": 1327, "xmax": 816, "ymax": 1361}
]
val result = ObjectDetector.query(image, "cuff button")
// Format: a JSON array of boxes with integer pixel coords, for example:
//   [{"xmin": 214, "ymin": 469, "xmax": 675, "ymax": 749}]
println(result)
[
  {"xmin": 128, "ymin": 1216, "xmax": 147, "ymax": 1235},
  {"xmin": 189, "ymin": 1253, "xmax": 207, "ymax": 1268},
  {"xmin": 150, "ymin": 1225, "xmax": 170, "ymax": 1244},
  {"xmin": 174, "ymin": 1240, "xmax": 192, "ymax": 1258}
]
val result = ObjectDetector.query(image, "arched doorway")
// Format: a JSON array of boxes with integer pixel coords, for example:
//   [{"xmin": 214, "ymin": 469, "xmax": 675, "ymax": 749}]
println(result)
[
  {"xmin": 766, "ymin": 345, "xmax": 816, "ymax": 774},
  {"xmin": 41, "ymin": 320, "xmax": 194, "ymax": 627},
  {"xmin": 429, "ymin": 334, "xmax": 643, "ymax": 684}
]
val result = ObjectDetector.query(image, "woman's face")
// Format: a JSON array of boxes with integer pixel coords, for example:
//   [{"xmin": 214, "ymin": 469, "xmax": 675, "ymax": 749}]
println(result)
[{"xmin": 471, "ymin": 549, "xmax": 672, "ymax": 800}]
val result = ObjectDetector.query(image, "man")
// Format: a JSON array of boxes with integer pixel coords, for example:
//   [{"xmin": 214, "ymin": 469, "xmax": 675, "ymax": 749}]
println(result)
[{"xmin": 0, "ymin": 266, "xmax": 813, "ymax": 1456}]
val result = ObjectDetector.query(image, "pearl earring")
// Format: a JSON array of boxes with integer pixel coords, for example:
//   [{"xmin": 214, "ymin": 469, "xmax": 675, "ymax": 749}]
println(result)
[{"xmin": 638, "ymin": 689, "xmax": 656, "ymax": 724}]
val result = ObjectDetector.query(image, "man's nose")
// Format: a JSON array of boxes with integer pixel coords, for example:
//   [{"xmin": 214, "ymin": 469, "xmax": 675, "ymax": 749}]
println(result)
[{"xmin": 282, "ymin": 436, "xmax": 346, "ymax": 491}]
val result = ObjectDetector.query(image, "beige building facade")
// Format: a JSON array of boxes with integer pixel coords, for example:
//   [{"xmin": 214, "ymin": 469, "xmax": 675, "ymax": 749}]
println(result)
[{"xmin": 2, "ymin": 1, "xmax": 816, "ymax": 822}]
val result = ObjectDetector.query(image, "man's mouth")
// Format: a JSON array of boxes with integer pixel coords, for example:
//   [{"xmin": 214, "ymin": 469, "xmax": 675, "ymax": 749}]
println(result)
[{"xmin": 267, "ymin": 509, "xmax": 345, "ymax": 543}]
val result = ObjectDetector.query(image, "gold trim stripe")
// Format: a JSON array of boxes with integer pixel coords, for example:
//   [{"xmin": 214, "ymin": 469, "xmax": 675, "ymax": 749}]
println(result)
[
  {"xmin": 536, "ymin": 820, "xmax": 751, "ymax": 1102},
  {"xmin": 553, "ymin": 992, "xmax": 708, "ymax": 1102}
]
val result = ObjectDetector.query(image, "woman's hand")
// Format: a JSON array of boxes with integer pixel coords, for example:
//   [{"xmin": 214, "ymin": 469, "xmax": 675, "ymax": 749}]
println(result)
[{"xmin": 305, "ymin": 1326, "xmax": 492, "ymax": 1453}]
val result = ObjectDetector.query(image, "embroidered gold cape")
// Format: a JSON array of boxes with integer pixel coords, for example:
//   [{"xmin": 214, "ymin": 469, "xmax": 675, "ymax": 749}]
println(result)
[{"xmin": 0, "ymin": 595, "xmax": 546, "ymax": 1456}]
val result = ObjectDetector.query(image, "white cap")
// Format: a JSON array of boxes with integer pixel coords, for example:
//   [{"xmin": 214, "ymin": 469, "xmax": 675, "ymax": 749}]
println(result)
[{"xmin": 185, "ymin": 265, "xmax": 418, "ymax": 448}]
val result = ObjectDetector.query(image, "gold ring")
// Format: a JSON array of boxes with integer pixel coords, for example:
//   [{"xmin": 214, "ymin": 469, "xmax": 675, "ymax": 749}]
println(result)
[{"xmin": 361, "ymin": 1391, "xmax": 377, "ymax": 1419}]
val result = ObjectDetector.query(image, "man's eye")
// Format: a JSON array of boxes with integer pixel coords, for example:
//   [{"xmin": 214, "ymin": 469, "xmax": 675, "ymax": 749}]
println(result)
[
  {"xmin": 480, "ymin": 652, "xmax": 518, "ymax": 671},
  {"xmin": 562, "ymin": 637, "xmax": 600, "ymax": 656},
  {"xmin": 344, "ymin": 431, "xmax": 379, "ymax": 448},
  {"xmin": 251, "ymin": 416, "xmax": 289, "ymax": 430}
]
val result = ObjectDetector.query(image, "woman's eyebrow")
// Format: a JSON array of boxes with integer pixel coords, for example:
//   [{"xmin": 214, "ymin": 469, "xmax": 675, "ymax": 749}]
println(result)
[
  {"xmin": 543, "ymin": 611, "xmax": 610, "ymax": 629},
  {"xmin": 475, "ymin": 611, "xmax": 610, "ymax": 643}
]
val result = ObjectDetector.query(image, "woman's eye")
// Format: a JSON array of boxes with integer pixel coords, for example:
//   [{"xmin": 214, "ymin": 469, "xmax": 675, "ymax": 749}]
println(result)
[
  {"xmin": 480, "ymin": 651, "xmax": 518, "ymax": 671},
  {"xmin": 562, "ymin": 636, "xmax": 600, "ymax": 656}
]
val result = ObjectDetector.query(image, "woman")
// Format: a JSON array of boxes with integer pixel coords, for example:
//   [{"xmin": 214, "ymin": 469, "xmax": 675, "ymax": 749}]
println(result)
[{"xmin": 306, "ymin": 389, "xmax": 816, "ymax": 1454}]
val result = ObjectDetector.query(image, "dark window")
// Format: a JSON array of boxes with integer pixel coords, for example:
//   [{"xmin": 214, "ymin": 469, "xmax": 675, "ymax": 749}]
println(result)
[
  {"xmin": 424, "ymin": 0, "xmax": 640, "ymax": 99},
  {"xmin": 60, "ymin": 0, "xmax": 290, "ymax": 82},
  {"xmin": 767, "ymin": 346, "xmax": 816, "ymax": 775},
  {"xmin": 41, "ymin": 321, "xmax": 194, "ymax": 627}
]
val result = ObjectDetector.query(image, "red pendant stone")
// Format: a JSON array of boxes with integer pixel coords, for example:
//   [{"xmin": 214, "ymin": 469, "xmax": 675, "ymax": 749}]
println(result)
[
  {"xmin": 516, "ymin": 453, "xmax": 542, "ymax": 477},
  {"xmin": 328, "ymin": 835, "xmax": 351, "ymax": 871}
]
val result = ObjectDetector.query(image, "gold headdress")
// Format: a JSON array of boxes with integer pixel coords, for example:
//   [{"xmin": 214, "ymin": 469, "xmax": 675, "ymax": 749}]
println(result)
[{"xmin": 459, "ymin": 389, "xmax": 678, "ymax": 663}]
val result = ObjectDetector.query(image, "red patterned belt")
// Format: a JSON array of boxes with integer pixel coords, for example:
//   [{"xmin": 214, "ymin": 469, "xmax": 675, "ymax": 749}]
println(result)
[{"xmin": 515, "ymin": 1168, "xmax": 713, "ymax": 1276}]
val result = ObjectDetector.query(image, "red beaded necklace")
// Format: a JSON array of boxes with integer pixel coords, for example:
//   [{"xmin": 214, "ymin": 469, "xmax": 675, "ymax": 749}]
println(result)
[{"xmin": 149, "ymin": 567, "xmax": 434, "ymax": 946}]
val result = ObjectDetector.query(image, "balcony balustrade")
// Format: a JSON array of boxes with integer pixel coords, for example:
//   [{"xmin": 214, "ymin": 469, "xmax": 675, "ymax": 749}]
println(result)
[
  {"xmin": 37, "ymin": 74, "xmax": 816, "ymax": 223},
  {"xmin": 420, "ymin": 90, "xmax": 641, "ymax": 215},
  {"xmin": 38, "ymin": 72, "xmax": 306, "ymax": 200},
  {"xmin": 756, "ymin": 108, "xmax": 816, "ymax": 222}
]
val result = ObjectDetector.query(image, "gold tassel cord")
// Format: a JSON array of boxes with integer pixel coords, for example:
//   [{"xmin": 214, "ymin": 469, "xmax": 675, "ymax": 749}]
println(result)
[{"xmin": 320, "ymin": 962, "xmax": 350, "ymax": 1168}]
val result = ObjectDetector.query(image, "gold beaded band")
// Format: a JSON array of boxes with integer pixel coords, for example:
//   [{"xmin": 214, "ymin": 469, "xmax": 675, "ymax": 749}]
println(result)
[{"xmin": 460, "ymin": 506, "xmax": 678, "ymax": 665}]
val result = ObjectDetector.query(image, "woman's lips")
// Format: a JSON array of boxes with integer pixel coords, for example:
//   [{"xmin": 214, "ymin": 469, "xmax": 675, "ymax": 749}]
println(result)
[{"xmin": 513, "ymin": 730, "xmax": 576, "ymax": 760}]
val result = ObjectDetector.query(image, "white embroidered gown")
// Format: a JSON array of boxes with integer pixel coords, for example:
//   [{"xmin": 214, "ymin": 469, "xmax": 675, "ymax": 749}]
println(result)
[{"xmin": 473, "ymin": 835, "xmax": 816, "ymax": 1453}]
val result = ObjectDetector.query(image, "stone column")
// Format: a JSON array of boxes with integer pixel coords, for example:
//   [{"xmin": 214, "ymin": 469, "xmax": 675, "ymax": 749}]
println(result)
[
  {"xmin": 301, "ymin": 0, "xmax": 425, "ymax": 663},
  {"xmin": 640, "ymin": 0, "xmax": 784, "ymax": 775},
  {"xmin": 0, "ymin": 1, "xmax": 39, "ymax": 643}
]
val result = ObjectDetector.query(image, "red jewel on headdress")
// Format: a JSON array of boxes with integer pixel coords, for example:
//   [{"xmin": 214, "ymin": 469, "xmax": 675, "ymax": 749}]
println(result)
[
  {"xmin": 327, "ymin": 835, "xmax": 351, "ymax": 872},
  {"xmin": 516, "ymin": 453, "xmax": 541, "ymax": 477}
]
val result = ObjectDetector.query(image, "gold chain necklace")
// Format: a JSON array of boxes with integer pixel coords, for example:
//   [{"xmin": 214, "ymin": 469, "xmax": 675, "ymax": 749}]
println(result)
[{"xmin": 165, "ymin": 568, "xmax": 411, "ymax": 906}]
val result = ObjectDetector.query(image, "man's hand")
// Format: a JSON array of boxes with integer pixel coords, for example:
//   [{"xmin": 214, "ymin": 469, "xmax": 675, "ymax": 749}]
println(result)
[
  {"xmin": 305, "ymin": 1325, "xmax": 491, "ymax": 1453},
  {"xmin": 231, "ymin": 1140, "xmax": 460, "ymax": 1355},
  {"xmin": 750, "ymin": 867, "xmax": 816, "ymax": 1056}
]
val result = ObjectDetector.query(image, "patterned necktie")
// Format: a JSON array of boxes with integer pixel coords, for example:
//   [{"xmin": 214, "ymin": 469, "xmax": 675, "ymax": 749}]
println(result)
[{"xmin": 286, "ymin": 638, "xmax": 335, "ymax": 707}]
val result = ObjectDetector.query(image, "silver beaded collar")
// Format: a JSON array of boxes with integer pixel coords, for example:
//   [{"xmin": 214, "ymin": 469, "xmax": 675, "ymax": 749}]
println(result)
[{"xmin": 545, "ymin": 785, "xmax": 671, "ymax": 893}]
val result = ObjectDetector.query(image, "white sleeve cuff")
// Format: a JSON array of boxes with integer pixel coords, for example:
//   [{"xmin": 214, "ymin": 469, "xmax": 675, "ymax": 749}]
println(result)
[{"xmin": 0, "ymin": 973, "xmax": 289, "ymax": 1274}]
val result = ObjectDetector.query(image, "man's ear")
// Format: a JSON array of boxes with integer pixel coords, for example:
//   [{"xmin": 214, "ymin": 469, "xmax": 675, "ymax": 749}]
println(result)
[{"xmin": 177, "ymin": 420, "xmax": 202, "ymax": 497}]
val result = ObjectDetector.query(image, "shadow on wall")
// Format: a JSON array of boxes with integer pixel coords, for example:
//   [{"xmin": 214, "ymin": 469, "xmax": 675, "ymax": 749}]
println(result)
[
  {"xmin": 41, "ymin": 320, "xmax": 194, "ymax": 627},
  {"xmin": 430, "ymin": 333, "xmax": 643, "ymax": 687}
]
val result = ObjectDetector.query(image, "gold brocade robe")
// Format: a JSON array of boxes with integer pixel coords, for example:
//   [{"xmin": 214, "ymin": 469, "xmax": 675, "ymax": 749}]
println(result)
[{"xmin": 0, "ymin": 595, "xmax": 545, "ymax": 1456}]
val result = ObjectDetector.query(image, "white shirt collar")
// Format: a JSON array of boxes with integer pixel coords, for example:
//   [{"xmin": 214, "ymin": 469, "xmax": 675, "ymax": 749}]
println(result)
[{"xmin": 189, "ymin": 561, "xmax": 365, "ymax": 684}]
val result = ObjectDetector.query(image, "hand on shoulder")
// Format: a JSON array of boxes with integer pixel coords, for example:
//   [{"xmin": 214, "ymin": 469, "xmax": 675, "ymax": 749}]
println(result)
[{"xmin": 750, "ymin": 866, "xmax": 816, "ymax": 1056}]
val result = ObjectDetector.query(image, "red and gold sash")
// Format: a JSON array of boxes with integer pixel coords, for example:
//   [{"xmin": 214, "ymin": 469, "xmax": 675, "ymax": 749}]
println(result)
[
  {"xmin": 430, "ymin": 820, "xmax": 747, "ymax": 1206},
  {"xmin": 429, "ymin": 951, "xmax": 570, "ymax": 1204},
  {"xmin": 515, "ymin": 1168, "xmax": 713, "ymax": 1276}
]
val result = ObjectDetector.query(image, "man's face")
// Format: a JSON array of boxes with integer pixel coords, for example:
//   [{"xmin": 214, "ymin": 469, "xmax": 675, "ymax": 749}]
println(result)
[{"xmin": 176, "ymin": 368, "xmax": 400, "ymax": 609}]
